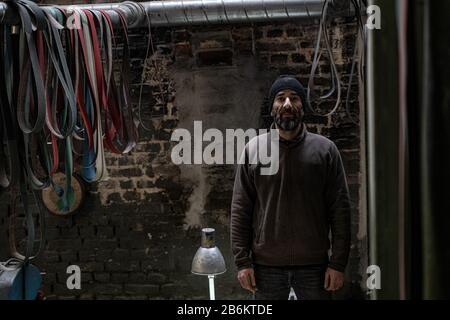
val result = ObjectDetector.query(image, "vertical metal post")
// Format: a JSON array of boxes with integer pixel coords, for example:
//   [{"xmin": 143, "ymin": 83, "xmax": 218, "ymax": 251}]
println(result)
[
  {"xmin": 396, "ymin": 0, "xmax": 408, "ymax": 300},
  {"xmin": 421, "ymin": 0, "xmax": 450, "ymax": 299},
  {"xmin": 366, "ymin": 0, "xmax": 400, "ymax": 299},
  {"xmin": 366, "ymin": 1, "xmax": 377, "ymax": 300}
]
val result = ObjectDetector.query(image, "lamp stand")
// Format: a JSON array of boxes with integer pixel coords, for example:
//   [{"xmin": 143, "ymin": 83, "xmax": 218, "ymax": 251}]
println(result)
[{"xmin": 208, "ymin": 275, "xmax": 215, "ymax": 300}]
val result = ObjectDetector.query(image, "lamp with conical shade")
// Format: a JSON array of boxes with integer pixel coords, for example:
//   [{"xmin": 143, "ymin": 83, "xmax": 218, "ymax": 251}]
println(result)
[{"xmin": 191, "ymin": 228, "xmax": 226, "ymax": 300}]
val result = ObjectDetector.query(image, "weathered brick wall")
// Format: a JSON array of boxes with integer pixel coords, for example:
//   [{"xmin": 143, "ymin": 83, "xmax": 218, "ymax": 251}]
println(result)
[{"xmin": 0, "ymin": 1, "xmax": 365, "ymax": 300}]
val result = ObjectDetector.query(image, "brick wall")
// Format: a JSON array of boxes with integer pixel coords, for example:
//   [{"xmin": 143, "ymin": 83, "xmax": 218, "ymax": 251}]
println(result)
[{"xmin": 0, "ymin": 1, "xmax": 366, "ymax": 300}]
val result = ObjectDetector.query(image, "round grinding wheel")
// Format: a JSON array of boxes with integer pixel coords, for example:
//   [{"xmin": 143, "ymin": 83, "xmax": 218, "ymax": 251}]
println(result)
[{"xmin": 41, "ymin": 173, "xmax": 86, "ymax": 216}]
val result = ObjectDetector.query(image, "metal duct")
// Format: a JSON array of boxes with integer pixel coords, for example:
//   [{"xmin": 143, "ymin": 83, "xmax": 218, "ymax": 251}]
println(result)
[{"xmin": 0, "ymin": 0, "xmax": 334, "ymax": 28}]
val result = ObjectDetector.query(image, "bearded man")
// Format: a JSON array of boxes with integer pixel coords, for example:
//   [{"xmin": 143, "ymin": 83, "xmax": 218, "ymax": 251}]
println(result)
[{"xmin": 230, "ymin": 75, "xmax": 351, "ymax": 300}]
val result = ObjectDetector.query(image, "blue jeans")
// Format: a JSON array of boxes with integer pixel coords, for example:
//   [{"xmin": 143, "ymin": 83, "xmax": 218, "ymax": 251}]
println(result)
[{"xmin": 252, "ymin": 264, "xmax": 331, "ymax": 300}]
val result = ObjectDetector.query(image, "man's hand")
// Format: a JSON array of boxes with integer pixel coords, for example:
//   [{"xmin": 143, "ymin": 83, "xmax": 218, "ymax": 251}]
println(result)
[
  {"xmin": 237, "ymin": 268, "xmax": 257, "ymax": 293},
  {"xmin": 324, "ymin": 267, "xmax": 345, "ymax": 291}
]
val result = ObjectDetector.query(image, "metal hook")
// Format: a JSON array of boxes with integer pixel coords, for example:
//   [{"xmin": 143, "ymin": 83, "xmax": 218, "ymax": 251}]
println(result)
[
  {"xmin": 283, "ymin": 0, "xmax": 291, "ymax": 20},
  {"xmin": 262, "ymin": 0, "xmax": 270, "ymax": 20},
  {"xmin": 242, "ymin": 0, "xmax": 250, "ymax": 22},
  {"xmin": 201, "ymin": 0, "xmax": 210, "ymax": 24},
  {"xmin": 181, "ymin": 0, "xmax": 191, "ymax": 27},
  {"xmin": 303, "ymin": 0, "xmax": 313, "ymax": 22},
  {"xmin": 161, "ymin": 0, "xmax": 170, "ymax": 26},
  {"xmin": 221, "ymin": 0, "xmax": 230, "ymax": 24}
]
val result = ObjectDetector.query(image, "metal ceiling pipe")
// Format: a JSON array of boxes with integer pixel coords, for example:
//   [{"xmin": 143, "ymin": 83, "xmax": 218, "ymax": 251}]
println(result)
[
  {"xmin": 140, "ymin": 0, "xmax": 326, "ymax": 26},
  {"xmin": 0, "ymin": 0, "xmax": 328, "ymax": 28}
]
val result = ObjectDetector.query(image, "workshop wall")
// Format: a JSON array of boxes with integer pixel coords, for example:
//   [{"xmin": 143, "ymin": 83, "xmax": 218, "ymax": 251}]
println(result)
[{"xmin": 0, "ymin": 0, "xmax": 365, "ymax": 300}]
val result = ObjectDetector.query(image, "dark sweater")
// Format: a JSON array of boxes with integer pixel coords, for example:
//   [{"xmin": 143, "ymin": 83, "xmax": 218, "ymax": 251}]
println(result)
[{"xmin": 230, "ymin": 124, "xmax": 351, "ymax": 272}]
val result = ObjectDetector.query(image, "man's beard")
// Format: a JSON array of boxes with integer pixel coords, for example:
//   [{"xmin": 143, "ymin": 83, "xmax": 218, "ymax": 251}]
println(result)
[{"xmin": 272, "ymin": 111, "xmax": 303, "ymax": 131}]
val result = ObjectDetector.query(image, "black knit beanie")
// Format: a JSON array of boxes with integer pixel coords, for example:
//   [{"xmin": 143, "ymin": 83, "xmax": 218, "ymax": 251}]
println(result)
[{"xmin": 268, "ymin": 75, "xmax": 307, "ymax": 114}]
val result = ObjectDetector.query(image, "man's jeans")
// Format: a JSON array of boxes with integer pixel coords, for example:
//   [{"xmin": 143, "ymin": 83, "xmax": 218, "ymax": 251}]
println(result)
[{"xmin": 252, "ymin": 264, "xmax": 331, "ymax": 300}]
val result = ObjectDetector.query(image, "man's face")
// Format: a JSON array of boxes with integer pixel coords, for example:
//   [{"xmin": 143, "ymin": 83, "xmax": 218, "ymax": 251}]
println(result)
[{"xmin": 271, "ymin": 89, "xmax": 303, "ymax": 131}]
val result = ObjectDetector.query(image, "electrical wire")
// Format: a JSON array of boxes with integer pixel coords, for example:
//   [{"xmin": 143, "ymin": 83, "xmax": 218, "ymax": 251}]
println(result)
[
  {"xmin": 136, "ymin": 2, "xmax": 157, "ymax": 132},
  {"xmin": 307, "ymin": 0, "xmax": 341, "ymax": 117},
  {"xmin": 345, "ymin": 30, "xmax": 360, "ymax": 124},
  {"xmin": 351, "ymin": 0, "xmax": 366, "ymax": 82},
  {"xmin": 352, "ymin": 0, "xmax": 366, "ymax": 40},
  {"xmin": 307, "ymin": 0, "xmax": 366, "ymax": 121},
  {"xmin": 345, "ymin": 0, "xmax": 366, "ymax": 124}
]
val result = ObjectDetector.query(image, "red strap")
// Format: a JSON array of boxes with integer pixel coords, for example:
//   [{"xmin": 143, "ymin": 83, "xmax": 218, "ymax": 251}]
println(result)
[
  {"xmin": 64, "ymin": 9, "xmax": 95, "ymax": 150},
  {"xmin": 75, "ymin": 10, "xmax": 100, "ymax": 127}
]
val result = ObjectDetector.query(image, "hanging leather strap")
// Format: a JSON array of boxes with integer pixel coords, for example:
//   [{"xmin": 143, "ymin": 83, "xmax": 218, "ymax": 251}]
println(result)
[
  {"xmin": 75, "ymin": 8, "xmax": 108, "ymax": 182},
  {"xmin": 42, "ymin": 8, "xmax": 77, "ymax": 140},
  {"xmin": 7, "ymin": 0, "xmax": 47, "ymax": 134},
  {"xmin": 102, "ymin": 8, "xmax": 138, "ymax": 154},
  {"xmin": 2, "ymin": 0, "xmax": 47, "ymax": 262},
  {"xmin": 1, "ymin": 2, "xmax": 141, "ymax": 219},
  {"xmin": 40, "ymin": 8, "xmax": 77, "ymax": 211},
  {"xmin": 0, "ymin": 25, "xmax": 20, "ymax": 192}
]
